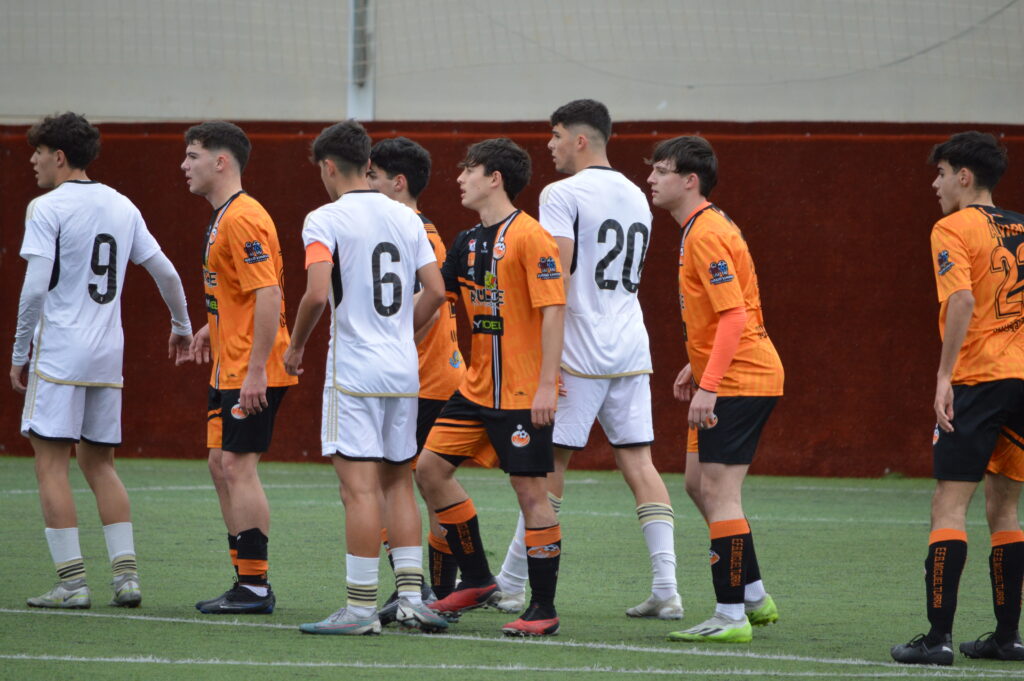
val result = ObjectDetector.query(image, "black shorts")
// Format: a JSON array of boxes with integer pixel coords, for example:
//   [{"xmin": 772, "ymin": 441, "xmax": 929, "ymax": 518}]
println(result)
[
  {"xmin": 417, "ymin": 397, "xmax": 449, "ymax": 452},
  {"xmin": 423, "ymin": 391, "xmax": 554, "ymax": 476},
  {"xmin": 207, "ymin": 386, "xmax": 289, "ymax": 454},
  {"xmin": 933, "ymin": 379, "xmax": 1024, "ymax": 482},
  {"xmin": 697, "ymin": 396, "xmax": 778, "ymax": 465}
]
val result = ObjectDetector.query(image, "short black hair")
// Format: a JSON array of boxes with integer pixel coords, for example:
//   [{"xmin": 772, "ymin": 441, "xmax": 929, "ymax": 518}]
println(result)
[
  {"xmin": 27, "ymin": 112, "xmax": 101, "ymax": 169},
  {"xmin": 311, "ymin": 120, "xmax": 371, "ymax": 174},
  {"xmin": 649, "ymin": 136, "xmax": 718, "ymax": 198},
  {"xmin": 550, "ymin": 99, "xmax": 612, "ymax": 144},
  {"xmin": 370, "ymin": 137, "xmax": 432, "ymax": 198},
  {"xmin": 459, "ymin": 138, "xmax": 531, "ymax": 201},
  {"xmin": 928, "ymin": 131, "xmax": 1008, "ymax": 191},
  {"xmin": 184, "ymin": 121, "xmax": 252, "ymax": 172}
]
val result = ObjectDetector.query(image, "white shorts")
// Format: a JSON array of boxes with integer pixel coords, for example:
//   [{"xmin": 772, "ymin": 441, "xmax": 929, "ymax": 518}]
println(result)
[
  {"xmin": 21, "ymin": 373, "xmax": 122, "ymax": 446},
  {"xmin": 321, "ymin": 387, "xmax": 417, "ymax": 463},
  {"xmin": 553, "ymin": 372, "xmax": 654, "ymax": 450}
]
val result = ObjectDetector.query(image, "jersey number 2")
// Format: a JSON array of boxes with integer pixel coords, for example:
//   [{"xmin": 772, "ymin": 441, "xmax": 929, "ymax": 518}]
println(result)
[
  {"xmin": 992, "ymin": 241, "xmax": 1024, "ymax": 318},
  {"xmin": 371, "ymin": 242, "xmax": 402, "ymax": 316},
  {"xmin": 594, "ymin": 220, "xmax": 649, "ymax": 292},
  {"xmin": 89, "ymin": 233, "xmax": 118, "ymax": 304}
]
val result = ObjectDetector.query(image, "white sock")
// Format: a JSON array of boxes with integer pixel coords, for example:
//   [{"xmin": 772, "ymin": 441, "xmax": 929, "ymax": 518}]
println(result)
[
  {"xmin": 346, "ymin": 553, "xmax": 379, "ymax": 615},
  {"xmin": 102, "ymin": 522, "xmax": 135, "ymax": 561},
  {"xmin": 641, "ymin": 520, "xmax": 678, "ymax": 600},
  {"xmin": 744, "ymin": 579, "xmax": 767, "ymax": 604},
  {"xmin": 391, "ymin": 545, "xmax": 423, "ymax": 605},
  {"xmin": 241, "ymin": 584, "xmax": 268, "ymax": 597},
  {"xmin": 44, "ymin": 527, "xmax": 82, "ymax": 565},
  {"xmin": 715, "ymin": 602, "xmax": 745, "ymax": 620},
  {"xmin": 496, "ymin": 513, "xmax": 528, "ymax": 594}
]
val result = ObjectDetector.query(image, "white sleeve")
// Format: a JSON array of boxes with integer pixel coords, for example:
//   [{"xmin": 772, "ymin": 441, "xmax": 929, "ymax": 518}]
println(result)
[
  {"xmin": 20, "ymin": 196, "xmax": 58, "ymax": 259},
  {"xmin": 538, "ymin": 181, "xmax": 576, "ymax": 241},
  {"xmin": 128, "ymin": 212, "xmax": 162, "ymax": 265},
  {"xmin": 301, "ymin": 209, "xmax": 334, "ymax": 250},
  {"xmin": 140, "ymin": 251, "xmax": 192, "ymax": 336},
  {"xmin": 12, "ymin": 255, "xmax": 53, "ymax": 366}
]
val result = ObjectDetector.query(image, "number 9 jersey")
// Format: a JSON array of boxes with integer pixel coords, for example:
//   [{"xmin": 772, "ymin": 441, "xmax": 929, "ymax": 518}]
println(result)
[
  {"xmin": 539, "ymin": 167, "xmax": 653, "ymax": 378},
  {"xmin": 19, "ymin": 181, "xmax": 162, "ymax": 386}
]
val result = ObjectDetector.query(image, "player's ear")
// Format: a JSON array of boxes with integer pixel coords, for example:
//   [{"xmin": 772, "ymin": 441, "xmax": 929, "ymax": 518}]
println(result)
[
  {"xmin": 394, "ymin": 173, "xmax": 407, "ymax": 194},
  {"xmin": 52, "ymin": 149, "xmax": 67, "ymax": 168},
  {"xmin": 488, "ymin": 169, "xmax": 503, "ymax": 190}
]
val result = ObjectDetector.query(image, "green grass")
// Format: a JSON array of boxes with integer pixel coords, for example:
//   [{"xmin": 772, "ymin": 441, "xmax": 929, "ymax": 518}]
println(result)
[{"xmin": 0, "ymin": 456, "xmax": 1018, "ymax": 680}]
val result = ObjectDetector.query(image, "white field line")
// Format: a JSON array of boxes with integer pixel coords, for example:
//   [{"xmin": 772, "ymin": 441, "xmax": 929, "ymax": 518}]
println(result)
[{"xmin": 1, "ymin": 609, "xmax": 1020, "ymax": 678}]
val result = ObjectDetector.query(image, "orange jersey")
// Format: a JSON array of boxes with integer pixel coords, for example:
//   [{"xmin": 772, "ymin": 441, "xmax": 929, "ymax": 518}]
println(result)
[
  {"xmin": 678, "ymin": 204, "xmax": 783, "ymax": 396},
  {"xmin": 931, "ymin": 204, "xmax": 1024, "ymax": 384},
  {"xmin": 417, "ymin": 213, "xmax": 465, "ymax": 400},
  {"xmin": 441, "ymin": 210, "xmax": 566, "ymax": 410},
  {"xmin": 202, "ymin": 191, "xmax": 296, "ymax": 390}
]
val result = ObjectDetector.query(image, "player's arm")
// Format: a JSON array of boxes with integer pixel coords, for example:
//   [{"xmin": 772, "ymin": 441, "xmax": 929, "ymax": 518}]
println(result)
[
  {"xmin": 139, "ymin": 251, "xmax": 194, "ymax": 365},
  {"xmin": 532, "ymin": 303, "xmax": 565, "ymax": 428},
  {"xmin": 10, "ymin": 254, "xmax": 51, "ymax": 393},
  {"xmin": 283, "ymin": 261, "xmax": 332, "ymax": 377},
  {"xmin": 413, "ymin": 263, "xmax": 445, "ymax": 335},
  {"xmin": 554, "ymin": 236, "xmax": 574, "ymax": 296},
  {"xmin": 239, "ymin": 284, "xmax": 281, "ymax": 414},
  {"xmin": 934, "ymin": 289, "xmax": 974, "ymax": 433},
  {"xmin": 688, "ymin": 306, "xmax": 746, "ymax": 429}
]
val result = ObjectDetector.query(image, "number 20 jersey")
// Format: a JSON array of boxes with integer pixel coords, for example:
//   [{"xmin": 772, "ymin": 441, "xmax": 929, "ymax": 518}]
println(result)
[
  {"xmin": 539, "ymin": 167, "xmax": 653, "ymax": 377},
  {"xmin": 302, "ymin": 191, "xmax": 436, "ymax": 396},
  {"xmin": 20, "ymin": 181, "xmax": 161, "ymax": 386}
]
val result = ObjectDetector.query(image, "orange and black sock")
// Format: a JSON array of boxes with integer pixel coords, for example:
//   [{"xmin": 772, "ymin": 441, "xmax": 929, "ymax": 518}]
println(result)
[
  {"xmin": 428, "ymin": 531, "xmax": 458, "ymax": 599},
  {"xmin": 990, "ymin": 530, "xmax": 1024, "ymax": 644},
  {"xmin": 709, "ymin": 519, "xmax": 750, "ymax": 607},
  {"xmin": 436, "ymin": 499, "xmax": 491, "ymax": 585},
  {"xmin": 925, "ymin": 529, "xmax": 967, "ymax": 643},
  {"xmin": 228, "ymin": 533, "xmax": 239, "ymax": 579},
  {"xmin": 525, "ymin": 524, "xmax": 561, "ymax": 616},
  {"xmin": 745, "ymin": 528, "xmax": 762, "ymax": 585},
  {"xmin": 236, "ymin": 528, "xmax": 269, "ymax": 587}
]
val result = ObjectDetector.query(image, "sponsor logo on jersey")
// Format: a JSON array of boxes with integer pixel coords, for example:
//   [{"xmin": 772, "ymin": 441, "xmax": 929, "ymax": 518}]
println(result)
[
  {"xmin": 937, "ymin": 249, "xmax": 954, "ymax": 275},
  {"xmin": 203, "ymin": 268, "xmax": 218, "ymax": 288},
  {"xmin": 230, "ymin": 403, "xmax": 248, "ymax": 420},
  {"xmin": 527, "ymin": 543, "xmax": 561, "ymax": 559},
  {"xmin": 708, "ymin": 259, "xmax": 734, "ymax": 284},
  {"xmin": 537, "ymin": 256, "xmax": 561, "ymax": 280},
  {"xmin": 468, "ymin": 238, "xmax": 476, "ymax": 251},
  {"xmin": 243, "ymin": 240, "xmax": 270, "ymax": 264},
  {"xmin": 471, "ymin": 286, "xmax": 504, "ymax": 306},
  {"xmin": 493, "ymin": 240, "xmax": 506, "ymax": 259},
  {"xmin": 511, "ymin": 424, "xmax": 531, "ymax": 448},
  {"xmin": 467, "ymin": 251, "xmax": 476, "ymax": 267},
  {"xmin": 472, "ymin": 314, "xmax": 504, "ymax": 335},
  {"xmin": 933, "ymin": 425, "xmax": 940, "ymax": 446},
  {"xmin": 205, "ymin": 293, "xmax": 219, "ymax": 316},
  {"xmin": 449, "ymin": 350, "xmax": 463, "ymax": 368},
  {"xmin": 709, "ymin": 549, "xmax": 720, "ymax": 565}
]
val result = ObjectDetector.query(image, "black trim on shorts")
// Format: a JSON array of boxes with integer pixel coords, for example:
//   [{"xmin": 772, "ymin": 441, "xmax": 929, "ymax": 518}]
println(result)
[
  {"xmin": 933, "ymin": 379, "xmax": 1024, "ymax": 482},
  {"xmin": 80, "ymin": 435, "xmax": 122, "ymax": 448},
  {"xmin": 1003, "ymin": 428, "xmax": 1024, "ymax": 451},
  {"xmin": 27, "ymin": 428, "xmax": 77, "ymax": 444},
  {"xmin": 610, "ymin": 439, "xmax": 655, "ymax": 450},
  {"xmin": 553, "ymin": 442, "xmax": 585, "ymax": 451},
  {"xmin": 697, "ymin": 396, "xmax": 778, "ymax": 465},
  {"xmin": 417, "ymin": 397, "xmax": 448, "ymax": 452},
  {"xmin": 437, "ymin": 452, "xmax": 467, "ymax": 468},
  {"xmin": 209, "ymin": 385, "xmax": 289, "ymax": 454}
]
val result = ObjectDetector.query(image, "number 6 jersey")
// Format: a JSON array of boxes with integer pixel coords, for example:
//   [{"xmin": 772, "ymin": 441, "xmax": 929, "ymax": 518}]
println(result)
[
  {"xmin": 539, "ymin": 167, "xmax": 653, "ymax": 378},
  {"xmin": 19, "ymin": 181, "xmax": 161, "ymax": 386}
]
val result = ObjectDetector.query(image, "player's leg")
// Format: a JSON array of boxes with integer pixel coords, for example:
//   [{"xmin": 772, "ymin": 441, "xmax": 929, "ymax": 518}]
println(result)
[
  {"xmin": 414, "ymin": 397, "xmax": 457, "ymax": 599},
  {"xmin": 205, "ymin": 388, "xmax": 240, "ymax": 594},
  {"xmin": 684, "ymin": 430, "xmax": 706, "ymax": 518}
]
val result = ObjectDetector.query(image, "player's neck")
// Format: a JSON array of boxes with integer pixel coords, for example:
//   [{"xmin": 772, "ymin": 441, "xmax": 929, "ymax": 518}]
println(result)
[
  {"xmin": 477, "ymin": 196, "xmax": 517, "ymax": 227},
  {"xmin": 397, "ymin": 196, "xmax": 418, "ymax": 211},
  {"xmin": 332, "ymin": 174, "xmax": 371, "ymax": 199},
  {"xmin": 671, "ymin": 193, "xmax": 709, "ymax": 225},
  {"xmin": 206, "ymin": 179, "xmax": 244, "ymax": 209},
  {"xmin": 54, "ymin": 167, "xmax": 90, "ymax": 186},
  {"xmin": 957, "ymin": 187, "xmax": 994, "ymax": 211},
  {"xmin": 574, "ymin": 151, "xmax": 611, "ymax": 173}
]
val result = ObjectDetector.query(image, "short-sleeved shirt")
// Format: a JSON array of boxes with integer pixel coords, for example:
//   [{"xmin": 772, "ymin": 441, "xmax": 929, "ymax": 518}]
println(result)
[
  {"xmin": 540, "ymin": 167, "xmax": 653, "ymax": 378},
  {"xmin": 679, "ymin": 203, "xmax": 784, "ymax": 397},
  {"xmin": 20, "ymin": 180, "xmax": 161, "ymax": 386},
  {"xmin": 416, "ymin": 212, "xmax": 465, "ymax": 400},
  {"xmin": 931, "ymin": 204, "xmax": 1024, "ymax": 384},
  {"xmin": 202, "ymin": 191, "xmax": 296, "ymax": 390},
  {"xmin": 302, "ymin": 190, "xmax": 436, "ymax": 396},
  {"xmin": 442, "ymin": 210, "xmax": 566, "ymax": 410}
]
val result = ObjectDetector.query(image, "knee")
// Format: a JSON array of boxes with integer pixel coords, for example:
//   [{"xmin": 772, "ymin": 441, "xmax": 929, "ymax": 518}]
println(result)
[
  {"xmin": 684, "ymin": 476, "xmax": 702, "ymax": 504},
  {"xmin": 414, "ymin": 452, "xmax": 448, "ymax": 496}
]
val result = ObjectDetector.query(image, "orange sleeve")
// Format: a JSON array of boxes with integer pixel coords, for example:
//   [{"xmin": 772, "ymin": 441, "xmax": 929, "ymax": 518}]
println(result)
[
  {"xmin": 698, "ymin": 305, "xmax": 746, "ymax": 392},
  {"xmin": 304, "ymin": 241, "xmax": 332, "ymax": 269}
]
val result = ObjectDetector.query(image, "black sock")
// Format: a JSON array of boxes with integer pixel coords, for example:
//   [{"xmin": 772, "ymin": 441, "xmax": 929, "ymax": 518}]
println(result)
[
  {"xmin": 236, "ymin": 528, "xmax": 269, "ymax": 587},
  {"xmin": 991, "ymin": 536, "xmax": 1024, "ymax": 644},
  {"xmin": 436, "ymin": 500, "xmax": 491, "ymax": 585},
  {"xmin": 925, "ymin": 534, "xmax": 967, "ymax": 643},
  {"xmin": 525, "ymin": 525, "xmax": 561, "ymax": 615}
]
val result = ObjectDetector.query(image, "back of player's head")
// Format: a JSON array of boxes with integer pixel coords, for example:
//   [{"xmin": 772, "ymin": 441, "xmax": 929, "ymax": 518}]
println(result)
[
  {"xmin": 370, "ymin": 137, "xmax": 432, "ymax": 198},
  {"xmin": 459, "ymin": 138, "xmax": 531, "ymax": 201},
  {"xmin": 27, "ymin": 112, "xmax": 101, "ymax": 169},
  {"xmin": 312, "ymin": 120, "xmax": 371, "ymax": 175},
  {"xmin": 184, "ymin": 121, "xmax": 252, "ymax": 172},
  {"xmin": 650, "ymin": 135, "xmax": 718, "ymax": 197},
  {"xmin": 928, "ymin": 131, "xmax": 1008, "ymax": 191},
  {"xmin": 550, "ymin": 99, "xmax": 612, "ymax": 144}
]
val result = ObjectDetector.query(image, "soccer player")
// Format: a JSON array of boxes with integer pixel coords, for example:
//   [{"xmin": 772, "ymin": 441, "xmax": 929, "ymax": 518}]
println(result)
[
  {"xmin": 11, "ymin": 112, "xmax": 192, "ymax": 609},
  {"xmin": 492, "ymin": 99, "xmax": 681, "ymax": 619},
  {"xmin": 284, "ymin": 121, "xmax": 448, "ymax": 635},
  {"xmin": 366, "ymin": 137, "xmax": 466, "ymax": 608},
  {"xmin": 891, "ymin": 131, "xmax": 1024, "ymax": 666},
  {"xmin": 415, "ymin": 138, "xmax": 567, "ymax": 636},
  {"xmin": 647, "ymin": 136, "xmax": 784, "ymax": 644},
  {"xmin": 182, "ymin": 121, "xmax": 297, "ymax": 615}
]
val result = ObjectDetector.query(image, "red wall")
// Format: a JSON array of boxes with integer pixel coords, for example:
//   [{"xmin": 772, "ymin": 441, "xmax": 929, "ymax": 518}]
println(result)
[{"xmin": 3, "ymin": 121, "xmax": 1024, "ymax": 477}]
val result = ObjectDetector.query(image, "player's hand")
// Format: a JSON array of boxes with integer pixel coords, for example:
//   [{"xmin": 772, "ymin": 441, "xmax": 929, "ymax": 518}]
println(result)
[
  {"xmin": 169, "ymin": 331, "xmax": 194, "ymax": 365},
  {"xmin": 558, "ymin": 370, "xmax": 568, "ymax": 397},
  {"xmin": 240, "ymin": 366, "xmax": 269, "ymax": 415},
  {"xmin": 283, "ymin": 345, "xmax": 304, "ymax": 376},
  {"xmin": 191, "ymin": 324, "xmax": 211, "ymax": 364},
  {"xmin": 688, "ymin": 388, "xmax": 718, "ymax": 430},
  {"xmin": 10, "ymin": 364, "xmax": 27, "ymax": 394},
  {"xmin": 934, "ymin": 376, "xmax": 955, "ymax": 433},
  {"xmin": 673, "ymin": 364, "xmax": 695, "ymax": 402},
  {"xmin": 531, "ymin": 380, "xmax": 558, "ymax": 428}
]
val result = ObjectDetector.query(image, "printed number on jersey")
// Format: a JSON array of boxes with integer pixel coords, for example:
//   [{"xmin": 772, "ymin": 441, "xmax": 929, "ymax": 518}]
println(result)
[
  {"xmin": 992, "ymin": 240, "xmax": 1024, "ymax": 318},
  {"xmin": 594, "ymin": 220, "xmax": 649, "ymax": 293},
  {"xmin": 371, "ymin": 241, "xmax": 403, "ymax": 316},
  {"xmin": 89, "ymin": 233, "xmax": 118, "ymax": 304}
]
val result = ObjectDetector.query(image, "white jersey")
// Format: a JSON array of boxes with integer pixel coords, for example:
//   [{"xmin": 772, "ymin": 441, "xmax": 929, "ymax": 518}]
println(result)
[
  {"xmin": 20, "ymin": 181, "xmax": 161, "ymax": 386},
  {"xmin": 302, "ymin": 190, "xmax": 436, "ymax": 396},
  {"xmin": 539, "ymin": 167, "xmax": 653, "ymax": 377}
]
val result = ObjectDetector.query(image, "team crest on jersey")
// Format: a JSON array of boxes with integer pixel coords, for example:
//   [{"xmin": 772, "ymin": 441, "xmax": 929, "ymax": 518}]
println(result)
[
  {"xmin": 493, "ymin": 240, "xmax": 506, "ymax": 260},
  {"xmin": 937, "ymin": 250, "xmax": 954, "ymax": 275},
  {"xmin": 537, "ymin": 256, "xmax": 561, "ymax": 280},
  {"xmin": 484, "ymin": 271, "xmax": 497, "ymax": 290},
  {"xmin": 511, "ymin": 425, "xmax": 531, "ymax": 448},
  {"xmin": 709, "ymin": 549, "xmax": 720, "ymax": 565},
  {"xmin": 468, "ymin": 238, "xmax": 476, "ymax": 251},
  {"xmin": 449, "ymin": 350, "xmax": 463, "ymax": 368},
  {"xmin": 243, "ymin": 240, "xmax": 270, "ymax": 264},
  {"xmin": 208, "ymin": 225, "xmax": 219, "ymax": 245},
  {"xmin": 230, "ymin": 403, "xmax": 248, "ymax": 420},
  {"xmin": 527, "ymin": 544, "xmax": 561, "ymax": 559},
  {"xmin": 708, "ymin": 260, "xmax": 734, "ymax": 284}
]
